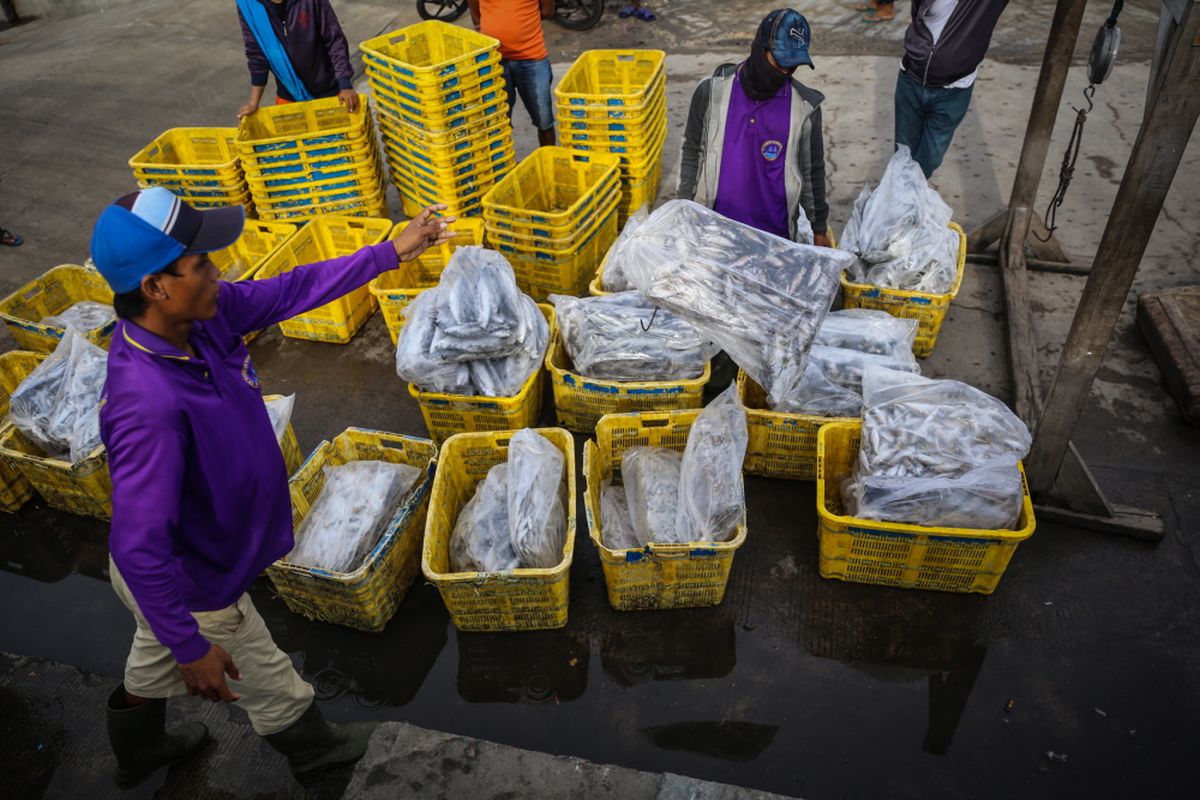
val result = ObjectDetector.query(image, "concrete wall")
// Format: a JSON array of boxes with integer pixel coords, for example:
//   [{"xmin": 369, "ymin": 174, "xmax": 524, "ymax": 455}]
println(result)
[{"xmin": 12, "ymin": 0, "xmax": 139, "ymax": 20}]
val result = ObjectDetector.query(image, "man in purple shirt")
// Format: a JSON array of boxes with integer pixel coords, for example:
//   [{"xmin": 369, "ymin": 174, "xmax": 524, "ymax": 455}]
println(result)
[{"xmin": 90, "ymin": 186, "xmax": 451, "ymax": 788}]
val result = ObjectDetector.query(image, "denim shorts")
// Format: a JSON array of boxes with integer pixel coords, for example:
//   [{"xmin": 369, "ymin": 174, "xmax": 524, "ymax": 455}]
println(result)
[{"xmin": 503, "ymin": 57, "xmax": 554, "ymax": 132}]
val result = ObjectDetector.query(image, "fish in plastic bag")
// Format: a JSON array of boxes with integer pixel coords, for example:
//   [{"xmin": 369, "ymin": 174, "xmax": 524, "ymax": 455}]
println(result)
[
  {"xmin": 621, "ymin": 446, "xmax": 682, "ymax": 544},
  {"xmin": 599, "ymin": 206, "xmax": 648, "ymax": 292},
  {"xmin": 449, "ymin": 463, "xmax": 521, "ymax": 573},
  {"xmin": 288, "ymin": 460, "xmax": 423, "ymax": 573},
  {"xmin": 39, "ymin": 301, "xmax": 116, "ymax": 334},
  {"xmin": 600, "ymin": 480, "xmax": 641, "ymax": 551},
  {"xmin": 264, "ymin": 394, "xmax": 295, "ymax": 444},
  {"xmin": 609, "ymin": 200, "xmax": 850, "ymax": 411},
  {"xmin": 506, "ymin": 429, "xmax": 566, "ymax": 569},
  {"xmin": 550, "ymin": 291, "xmax": 716, "ymax": 382},
  {"xmin": 675, "ymin": 385, "xmax": 748, "ymax": 542},
  {"xmin": 395, "ymin": 290, "xmax": 475, "ymax": 395},
  {"xmin": 465, "ymin": 297, "xmax": 549, "ymax": 397},
  {"xmin": 9, "ymin": 330, "xmax": 107, "ymax": 463},
  {"xmin": 430, "ymin": 247, "xmax": 525, "ymax": 361}
]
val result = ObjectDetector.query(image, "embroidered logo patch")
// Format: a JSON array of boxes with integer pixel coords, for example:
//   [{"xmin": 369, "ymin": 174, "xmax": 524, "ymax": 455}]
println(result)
[
  {"xmin": 761, "ymin": 140, "xmax": 783, "ymax": 162},
  {"xmin": 241, "ymin": 355, "xmax": 261, "ymax": 390}
]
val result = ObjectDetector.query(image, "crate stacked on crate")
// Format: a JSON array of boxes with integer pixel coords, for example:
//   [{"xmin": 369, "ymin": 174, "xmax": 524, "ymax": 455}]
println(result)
[
  {"xmin": 236, "ymin": 97, "xmax": 386, "ymax": 222},
  {"xmin": 482, "ymin": 147, "xmax": 621, "ymax": 300},
  {"xmin": 555, "ymin": 50, "xmax": 667, "ymax": 226},
  {"xmin": 0, "ymin": 351, "xmax": 46, "ymax": 513},
  {"xmin": 129, "ymin": 128, "xmax": 253, "ymax": 215},
  {"xmin": 360, "ymin": 21, "xmax": 515, "ymax": 220}
]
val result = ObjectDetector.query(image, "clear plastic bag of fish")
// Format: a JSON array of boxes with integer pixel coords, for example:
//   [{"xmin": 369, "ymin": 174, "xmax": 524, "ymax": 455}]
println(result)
[
  {"xmin": 288, "ymin": 460, "xmax": 423, "ymax": 573},
  {"xmin": 9, "ymin": 330, "xmax": 107, "ymax": 463},
  {"xmin": 430, "ymin": 247, "xmax": 526, "ymax": 361},
  {"xmin": 600, "ymin": 479, "xmax": 641, "ymax": 551},
  {"xmin": 599, "ymin": 206, "xmax": 648, "ymax": 292},
  {"xmin": 395, "ymin": 290, "xmax": 480, "ymax": 395},
  {"xmin": 550, "ymin": 291, "xmax": 716, "ymax": 382},
  {"xmin": 264, "ymin": 394, "xmax": 295, "ymax": 444},
  {"xmin": 841, "ymin": 367, "xmax": 1032, "ymax": 530},
  {"xmin": 813, "ymin": 309, "xmax": 918, "ymax": 361},
  {"xmin": 609, "ymin": 200, "xmax": 850, "ymax": 411},
  {"xmin": 675, "ymin": 385, "xmax": 748, "ymax": 542},
  {"xmin": 39, "ymin": 301, "xmax": 116, "ymax": 334},
  {"xmin": 506, "ymin": 429, "xmax": 567, "ymax": 569},
  {"xmin": 622, "ymin": 446, "xmax": 682, "ymax": 544},
  {"xmin": 449, "ymin": 463, "xmax": 520, "ymax": 573},
  {"xmin": 465, "ymin": 297, "xmax": 549, "ymax": 397},
  {"xmin": 839, "ymin": 145, "xmax": 960, "ymax": 294}
]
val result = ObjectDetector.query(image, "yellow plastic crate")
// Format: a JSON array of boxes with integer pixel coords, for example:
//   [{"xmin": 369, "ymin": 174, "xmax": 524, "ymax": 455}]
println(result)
[
  {"xmin": 496, "ymin": 210, "xmax": 619, "ymax": 300},
  {"xmin": 546, "ymin": 332, "xmax": 709, "ymax": 433},
  {"xmin": 129, "ymin": 127, "xmax": 242, "ymax": 182},
  {"xmin": 136, "ymin": 174, "xmax": 248, "ymax": 199},
  {"xmin": 557, "ymin": 74, "xmax": 667, "ymax": 123},
  {"xmin": 374, "ymin": 89, "xmax": 508, "ymax": 136},
  {"xmin": 482, "ymin": 147, "xmax": 620, "ymax": 227},
  {"xmin": 359, "ymin": 21, "xmax": 500, "ymax": 84},
  {"xmin": 816, "ymin": 421, "xmax": 1035, "ymax": 594},
  {"xmin": 397, "ymin": 182, "xmax": 486, "ymax": 217},
  {"xmin": 385, "ymin": 145, "xmax": 513, "ymax": 199},
  {"xmin": 840, "ymin": 222, "xmax": 967, "ymax": 358},
  {"xmin": 555, "ymin": 50, "xmax": 666, "ymax": 108},
  {"xmin": 237, "ymin": 97, "xmax": 373, "ymax": 156},
  {"xmin": 485, "ymin": 188, "xmax": 619, "ymax": 251},
  {"xmin": 380, "ymin": 115, "xmax": 512, "ymax": 162},
  {"xmin": 209, "ymin": 220, "xmax": 298, "ymax": 282},
  {"xmin": 370, "ymin": 75, "xmax": 506, "ymax": 127},
  {"xmin": 261, "ymin": 394, "xmax": 305, "ymax": 476},
  {"xmin": 583, "ymin": 409, "xmax": 748, "ymax": 611},
  {"xmin": 736, "ymin": 371, "xmax": 852, "ymax": 481},
  {"xmin": 409, "ymin": 305, "xmax": 553, "ymax": 445},
  {"xmin": 618, "ymin": 160, "xmax": 662, "ymax": 219},
  {"xmin": 0, "ymin": 426, "xmax": 111, "ymax": 519},
  {"xmin": 0, "ymin": 350, "xmax": 47, "ymax": 513},
  {"xmin": 252, "ymin": 215, "xmax": 392, "ymax": 343},
  {"xmin": 0, "ymin": 265, "xmax": 116, "ymax": 353},
  {"xmin": 257, "ymin": 194, "xmax": 387, "ymax": 222},
  {"xmin": 369, "ymin": 218, "xmax": 486, "ymax": 346},
  {"xmin": 422, "ymin": 427, "xmax": 576, "ymax": 632},
  {"xmin": 482, "ymin": 174, "xmax": 617, "ymax": 239},
  {"xmin": 268, "ymin": 428, "xmax": 437, "ymax": 632},
  {"xmin": 251, "ymin": 179, "xmax": 385, "ymax": 214},
  {"xmin": 246, "ymin": 154, "xmax": 380, "ymax": 194},
  {"xmin": 363, "ymin": 49, "xmax": 503, "ymax": 99},
  {"xmin": 239, "ymin": 137, "xmax": 377, "ymax": 174}
]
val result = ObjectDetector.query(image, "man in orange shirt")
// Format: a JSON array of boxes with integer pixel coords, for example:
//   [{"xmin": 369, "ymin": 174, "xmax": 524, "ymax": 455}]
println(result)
[{"xmin": 469, "ymin": 0, "xmax": 557, "ymax": 147}]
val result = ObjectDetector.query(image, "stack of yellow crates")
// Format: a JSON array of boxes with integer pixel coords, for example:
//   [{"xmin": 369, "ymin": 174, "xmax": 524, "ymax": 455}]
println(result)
[
  {"xmin": 129, "ymin": 128, "xmax": 253, "ymax": 215},
  {"xmin": 236, "ymin": 97, "xmax": 385, "ymax": 222},
  {"xmin": 482, "ymin": 147, "xmax": 620, "ymax": 300},
  {"xmin": 360, "ymin": 21, "xmax": 515, "ymax": 219},
  {"xmin": 555, "ymin": 50, "xmax": 667, "ymax": 226}
]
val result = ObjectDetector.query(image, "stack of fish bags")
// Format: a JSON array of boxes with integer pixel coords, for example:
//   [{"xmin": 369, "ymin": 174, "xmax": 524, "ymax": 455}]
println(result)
[
  {"xmin": 288, "ymin": 460, "xmax": 425, "ymax": 573},
  {"xmin": 780, "ymin": 309, "xmax": 921, "ymax": 416},
  {"xmin": 9, "ymin": 331, "xmax": 107, "ymax": 463},
  {"xmin": 395, "ymin": 246, "xmax": 548, "ymax": 397},
  {"xmin": 607, "ymin": 200, "xmax": 851, "ymax": 409},
  {"xmin": 550, "ymin": 291, "xmax": 716, "ymax": 382},
  {"xmin": 600, "ymin": 386, "xmax": 748, "ymax": 550},
  {"xmin": 39, "ymin": 302, "xmax": 116, "ymax": 337},
  {"xmin": 449, "ymin": 429, "xmax": 567, "ymax": 572},
  {"xmin": 838, "ymin": 145, "xmax": 960, "ymax": 293},
  {"xmin": 842, "ymin": 367, "xmax": 1032, "ymax": 530}
]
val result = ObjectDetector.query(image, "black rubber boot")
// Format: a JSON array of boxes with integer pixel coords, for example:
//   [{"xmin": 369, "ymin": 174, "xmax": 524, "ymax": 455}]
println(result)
[
  {"xmin": 105, "ymin": 684, "xmax": 211, "ymax": 789},
  {"xmin": 263, "ymin": 701, "xmax": 379, "ymax": 780}
]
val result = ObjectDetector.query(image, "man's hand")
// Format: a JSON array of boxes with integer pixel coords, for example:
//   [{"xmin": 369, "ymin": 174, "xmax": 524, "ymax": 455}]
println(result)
[
  {"xmin": 237, "ymin": 102, "xmax": 259, "ymax": 120},
  {"xmin": 338, "ymin": 88, "xmax": 360, "ymax": 113},
  {"xmin": 813, "ymin": 231, "xmax": 833, "ymax": 248},
  {"xmin": 392, "ymin": 204, "xmax": 456, "ymax": 262},
  {"xmin": 179, "ymin": 644, "xmax": 242, "ymax": 703}
]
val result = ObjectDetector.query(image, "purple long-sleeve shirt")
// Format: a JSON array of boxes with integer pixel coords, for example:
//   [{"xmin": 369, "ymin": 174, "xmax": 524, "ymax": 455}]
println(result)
[
  {"xmin": 237, "ymin": 0, "xmax": 355, "ymax": 101},
  {"xmin": 101, "ymin": 242, "xmax": 398, "ymax": 664}
]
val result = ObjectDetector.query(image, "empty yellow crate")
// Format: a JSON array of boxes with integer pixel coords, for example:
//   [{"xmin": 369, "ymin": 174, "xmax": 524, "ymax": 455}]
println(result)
[
  {"xmin": 422, "ymin": 427, "xmax": 576, "ymax": 632},
  {"xmin": 555, "ymin": 50, "xmax": 666, "ymax": 108},
  {"xmin": 408, "ymin": 305, "xmax": 554, "ymax": 445},
  {"xmin": 257, "ymin": 194, "xmax": 387, "ymax": 222},
  {"xmin": 252, "ymin": 215, "xmax": 392, "ymax": 343},
  {"xmin": 546, "ymin": 332, "xmax": 709, "ymax": 433},
  {"xmin": 237, "ymin": 97, "xmax": 373, "ymax": 156},
  {"xmin": 583, "ymin": 409, "xmax": 748, "ymax": 611},
  {"xmin": 840, "ymin": 222, "xmax": 967, "ymax": 358},
  {"xmin": 369, "ymin": 218, "xmax": 486, "ymax": 346},
  {"xmin": 210, "ymin": 220, "xmax": 298, "ymax": 282},
  {"xmin": 482, "ymin": 147, "xmax": 620, "ymax": 227},
  {"xmin": 736, "ymin": 371, "xmax": 853, "ymax": 481},
  {"xmin": 129, "ymin": 127, "xmax": 242, "ymax": 182},
  {"xmin": 557, "ymin": 74, "xmax": 667, "ymax": 123},
  {"xmin": 816, "ymin": 421, "xmax": 1035, "ymax": 594},
  {"xmin": 0, "ymin": 350, "xmax": 46, "ymax": 512},
  {"xmin": 364, "ymin": 51, "xmax": 502, "ymax": 100},
  {"xmin": 0, "ymin": 426, "xmax": 111, "ymax": 520},
  {"xmin": 497, "ymin": 211, "xmax": 618, "ymax": 300},
  {"xmin": 360, "ymin": 21, "xmax": 499, "ymax": 83},
  {"xmin": 0, "ymin": 265, "xmax": 116, "ymax": 353},
  {"xmin": 268, "ymin": 428, "xmax": 437, "ymax": 632}
]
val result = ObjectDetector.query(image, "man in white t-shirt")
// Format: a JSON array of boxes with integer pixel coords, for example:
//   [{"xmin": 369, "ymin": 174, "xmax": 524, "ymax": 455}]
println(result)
[{"xmin": 895, "ymin": 0, "xmax": 1008, "ymax": 177}]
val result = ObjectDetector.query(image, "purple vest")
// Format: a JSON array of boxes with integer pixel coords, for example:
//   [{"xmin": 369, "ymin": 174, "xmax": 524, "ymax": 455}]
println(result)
[{"xmin": 712, "ymin": 72, "xmax": 792, "ymax": 239}]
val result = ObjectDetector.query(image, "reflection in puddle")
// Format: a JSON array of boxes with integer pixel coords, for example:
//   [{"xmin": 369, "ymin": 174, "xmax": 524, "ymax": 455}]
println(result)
[
  {"xmin": 456, "ymin": 629, "xmax": 589, "ymax": 704},
  {"xmin": 0, "ymin": 508, "xmax": 108, "ymax": 584},
  {"xmin": 600, "ymin": 609, "xmax": 736, "ymax": 687},
  {"xmin": 642, "ymin": 720, "xmax": 779, "ymax": 762}
]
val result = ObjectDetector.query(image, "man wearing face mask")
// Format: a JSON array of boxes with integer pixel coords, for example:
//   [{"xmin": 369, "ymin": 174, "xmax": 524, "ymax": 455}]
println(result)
[{"xmin": 679, "ymin": 8, "xmax": 830, "ymax": 246}]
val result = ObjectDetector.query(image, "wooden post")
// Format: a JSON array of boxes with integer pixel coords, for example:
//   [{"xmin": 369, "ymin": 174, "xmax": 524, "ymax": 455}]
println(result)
[{"xmin": 1026, "ymin": 0, "xmax": 1200, "ymax": 495}]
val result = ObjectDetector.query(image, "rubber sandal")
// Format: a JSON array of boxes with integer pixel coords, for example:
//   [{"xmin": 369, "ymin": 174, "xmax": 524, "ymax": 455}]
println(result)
[
  {"xmin": 0, "ymin": 229, "xmax": 22, "ymax": 247},
  {"xmin": 633, "ymin": 7, "xmax": 656, "ymax": 21},
  {"xmin": 618, "ymin": 4, "xmax": 635, "ymax": 17}
]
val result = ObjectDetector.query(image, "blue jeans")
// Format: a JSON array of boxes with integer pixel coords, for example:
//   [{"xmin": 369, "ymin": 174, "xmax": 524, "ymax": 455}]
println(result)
[
  {"xmin": 503, "ymin": 58, "xmax": 554, "ymax": 132},
  {"xmin": 894, "ymin": 70, "xmax": 974, "ymax": 178}
]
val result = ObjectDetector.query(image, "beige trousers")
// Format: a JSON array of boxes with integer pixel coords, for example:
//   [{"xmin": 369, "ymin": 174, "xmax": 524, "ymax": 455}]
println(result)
[{"xmin": 109, "ymin": 558, "xmax": 314, "ymax": 735}]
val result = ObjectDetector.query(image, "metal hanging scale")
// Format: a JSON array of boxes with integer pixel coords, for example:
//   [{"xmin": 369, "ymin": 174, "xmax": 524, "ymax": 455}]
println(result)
[{"xmin": 1088, "ymin": 14, "xmax": 1121, "ymax": 85}]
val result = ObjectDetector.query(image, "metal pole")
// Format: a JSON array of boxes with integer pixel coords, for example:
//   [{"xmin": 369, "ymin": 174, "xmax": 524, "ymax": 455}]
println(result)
[{"xmin": 1026, "ymin": 0, "xmax": 1200, "ymax": 494}]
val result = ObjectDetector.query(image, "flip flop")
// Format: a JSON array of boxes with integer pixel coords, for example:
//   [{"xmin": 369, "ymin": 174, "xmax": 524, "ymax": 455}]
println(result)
[
  {"xmin": 0, "ymin": 229, "xmax": 21, "ymax": 247},
  {"xmin": 618, "ymin": 4, "xmax": 636, "ymax": 17},
  {"xmin": 633, "ymin": 7, "xmax": 656, "ymax": 21}
]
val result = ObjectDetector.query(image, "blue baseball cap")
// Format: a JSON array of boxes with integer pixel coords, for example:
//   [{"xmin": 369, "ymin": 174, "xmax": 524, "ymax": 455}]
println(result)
[
  {"xmin": 756, "ymin": 9, "xmax": 814, "ymax": 70},
  {"xmin": 89, "ymin": 186, "xmax": 245, "ymax": 294}
]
